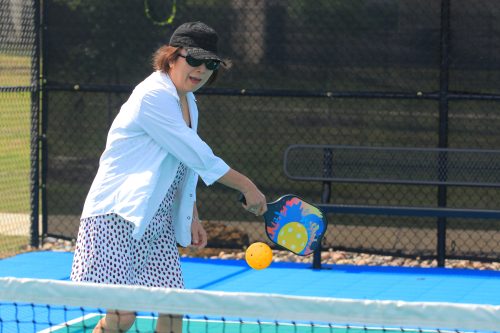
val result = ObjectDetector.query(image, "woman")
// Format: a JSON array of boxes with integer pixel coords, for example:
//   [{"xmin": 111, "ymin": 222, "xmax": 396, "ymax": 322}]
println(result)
[{"xmin": 70, "ymin": 21, "xmax": 267, "ymax": 333}]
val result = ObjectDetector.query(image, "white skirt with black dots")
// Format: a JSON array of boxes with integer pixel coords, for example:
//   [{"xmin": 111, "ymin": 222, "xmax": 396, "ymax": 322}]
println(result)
[{"xmin": 70, "ymin": 163, "xmax": 188, "ymax": 288}]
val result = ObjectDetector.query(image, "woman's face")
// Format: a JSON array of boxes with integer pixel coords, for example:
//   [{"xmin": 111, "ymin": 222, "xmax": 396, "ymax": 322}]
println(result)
[{"xmin": 169, "ymin": 50, "xmax": 214, "ymax": 95}]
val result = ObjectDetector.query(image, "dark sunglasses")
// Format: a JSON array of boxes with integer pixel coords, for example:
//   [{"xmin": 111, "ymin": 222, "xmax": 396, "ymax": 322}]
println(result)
[{"xmin": 178, "ymin": 54, "xmax": 220, "ymax": 71}]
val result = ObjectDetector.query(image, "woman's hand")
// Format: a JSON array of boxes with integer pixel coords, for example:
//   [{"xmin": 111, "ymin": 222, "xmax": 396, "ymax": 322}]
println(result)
[
  {"xmin": 190, "ymin": 218, "xmax": 207, "ymax": 248},
  {"xmin": 190, "ymin": 203, "xmax": 207, "ymax": 248},
  {"xmin": 216, "ymin": 169, "xmax": 267, "ymax": 216},
  {"xmin": 241, "ymin": 186, "xmax": 267, "ymax": 216}
]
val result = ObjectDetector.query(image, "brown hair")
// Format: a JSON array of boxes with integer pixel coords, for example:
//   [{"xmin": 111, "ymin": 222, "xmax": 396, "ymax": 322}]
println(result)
[{"xmin": 152, "ymin": 45, "xmax": 223, "ymax": 86}]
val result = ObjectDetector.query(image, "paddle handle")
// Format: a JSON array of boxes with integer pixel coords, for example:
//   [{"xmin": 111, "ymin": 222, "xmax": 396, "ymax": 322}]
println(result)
[{"xmin": 238, "ymin": 193, "xmax": 246, "ymax": 205}]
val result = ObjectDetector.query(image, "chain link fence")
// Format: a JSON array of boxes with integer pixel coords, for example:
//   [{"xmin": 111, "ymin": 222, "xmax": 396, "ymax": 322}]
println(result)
[
  {"xmin": 2, "ymin": 0, "xmax": 499, "ymax": 263},
  {"xmin": 0, "ymin": 0, "xmax": 37, "ymax": 258}
]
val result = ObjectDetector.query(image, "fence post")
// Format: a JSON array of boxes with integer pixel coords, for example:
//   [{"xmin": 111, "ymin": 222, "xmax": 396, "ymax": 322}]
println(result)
[
  {"xmin": 40, "ymin": 0, "xmax": 49, "ymax": 241},
  {"xmin": 29, "ymin": 0, "xmax": 41, "ymax": 248},
  {"xmin": 437, "ymin": 0, "xmax": 451, "ymax": 267},
  {"xmin": 313, "ymin": 148, "xmax": 333, "ymax": 269}
]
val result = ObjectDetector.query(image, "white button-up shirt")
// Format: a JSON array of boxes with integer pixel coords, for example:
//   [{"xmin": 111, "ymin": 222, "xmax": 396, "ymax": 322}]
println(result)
[{"xmin": 81, "ymin": 71, "xmax": 230, "ymax": 246}]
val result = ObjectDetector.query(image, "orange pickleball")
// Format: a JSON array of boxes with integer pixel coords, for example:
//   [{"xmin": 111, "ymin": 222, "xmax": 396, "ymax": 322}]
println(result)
[{"xmin": 245, "ymin": 242, "xmax": 273, "ymax": 270}]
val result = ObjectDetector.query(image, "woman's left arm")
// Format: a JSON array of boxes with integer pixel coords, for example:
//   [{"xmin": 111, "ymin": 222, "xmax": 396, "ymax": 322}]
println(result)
[{"xmin": 191, "ymin": 202, "xmax": 207, "ymax": 248}]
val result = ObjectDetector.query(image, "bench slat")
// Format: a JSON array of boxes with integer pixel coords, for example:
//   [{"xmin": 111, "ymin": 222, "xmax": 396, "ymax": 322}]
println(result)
[
  {"xmin": 284, "ymin": 145, "xmax": 500, "ymax": 187},
  {"xmin": 318, "ymin": 204, "xmax": 500, "ymax": 219}
]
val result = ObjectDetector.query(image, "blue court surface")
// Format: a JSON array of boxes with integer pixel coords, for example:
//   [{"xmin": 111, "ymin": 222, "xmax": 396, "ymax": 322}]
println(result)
[
  {"xmin": 1, "ymin": 251, "xmax": 499, "ymax": 304},
  {"xmin": 1, "ymin": 251, "xmax": 499, "ymax": 332}
]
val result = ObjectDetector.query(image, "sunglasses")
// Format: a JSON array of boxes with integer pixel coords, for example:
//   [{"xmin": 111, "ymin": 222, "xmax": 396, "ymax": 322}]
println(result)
[{"xmin": 178, "ymin": 54, "xmax": 220, "ymax": 71}]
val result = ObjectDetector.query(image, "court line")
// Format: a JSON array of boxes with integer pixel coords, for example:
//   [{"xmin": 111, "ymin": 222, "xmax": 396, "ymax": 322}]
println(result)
[
  {"xmin": 193, "ymin": 267, "xmax": 251, "ymax": 289},
  {"xmin": 37, "ymin": 313, "xmax": 101, "ymax": 333}
]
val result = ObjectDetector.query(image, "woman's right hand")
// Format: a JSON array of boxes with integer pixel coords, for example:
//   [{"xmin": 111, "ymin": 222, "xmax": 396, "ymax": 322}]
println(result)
[
  {"xmin": 241, "ymin": 186, "xmax": 267, "ymax": 216},
  {"xmin": 216, "ymin": 168, "xmax": 267, "ymax": 216}
]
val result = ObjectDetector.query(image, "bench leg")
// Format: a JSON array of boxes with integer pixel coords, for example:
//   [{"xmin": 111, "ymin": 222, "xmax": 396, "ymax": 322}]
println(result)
[{"xmin": 312, "ymin": 245, "xmax": 322, "ymax": 269}]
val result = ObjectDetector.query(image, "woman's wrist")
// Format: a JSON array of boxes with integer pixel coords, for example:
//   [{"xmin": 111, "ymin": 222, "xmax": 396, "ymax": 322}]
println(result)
[
  {"xmin": 240, "ymin": 178, "xmax": 257, "ymax": 195},
  {"xmin": 218, "ymin": 169, "xmax": 256, "ymax": 194}
]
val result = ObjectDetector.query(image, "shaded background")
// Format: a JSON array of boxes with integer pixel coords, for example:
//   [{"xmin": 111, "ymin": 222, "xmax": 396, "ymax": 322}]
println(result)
[{"xmin": 1, "ymin": 0, "xmax": 499, "ymax": 262}]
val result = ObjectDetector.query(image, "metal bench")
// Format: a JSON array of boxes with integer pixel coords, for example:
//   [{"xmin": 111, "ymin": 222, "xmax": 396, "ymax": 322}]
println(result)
[{"xmin": 283, "ymin": 145, "xmax": 500, "ymax": 268}]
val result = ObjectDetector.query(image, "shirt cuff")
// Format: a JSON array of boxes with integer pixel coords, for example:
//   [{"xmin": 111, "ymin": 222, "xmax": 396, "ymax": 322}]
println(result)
[{"xmin": 199, "ymin": 160, "xmax": 230, "ymax": 186}]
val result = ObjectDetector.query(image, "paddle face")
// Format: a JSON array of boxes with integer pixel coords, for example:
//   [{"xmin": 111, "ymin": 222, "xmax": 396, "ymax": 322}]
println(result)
[{"xmin": 263, "ymin": 195, "xmax": 327, "ymax": 256}]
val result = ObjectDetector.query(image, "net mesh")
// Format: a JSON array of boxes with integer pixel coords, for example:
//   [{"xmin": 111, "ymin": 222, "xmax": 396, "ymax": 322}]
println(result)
[
  {"xmin": 0, "ymin": 277, "xmax": 498, "ymax": 333},
  {"xmin": 36, "ymin": 0, "xmax": 500, "ymax": 263}
]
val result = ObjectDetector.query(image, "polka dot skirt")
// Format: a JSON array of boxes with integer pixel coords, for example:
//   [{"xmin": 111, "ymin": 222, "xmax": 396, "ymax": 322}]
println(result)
[{"xmin": 70, "ymin": 163, "xmax": 188, "ymax": 288}]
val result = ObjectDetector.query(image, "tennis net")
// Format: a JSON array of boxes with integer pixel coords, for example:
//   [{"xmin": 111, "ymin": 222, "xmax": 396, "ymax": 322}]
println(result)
[{"xmin": 0, "ymin": 277, "xmax": 498, "ymax": 333}]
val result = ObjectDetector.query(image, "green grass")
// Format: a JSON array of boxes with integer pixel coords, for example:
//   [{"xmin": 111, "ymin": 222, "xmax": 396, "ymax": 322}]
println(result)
[
  {"xmin": 0, "ymin": 53, "xmax": 31, "ymax": 86},
  {"xmin": 0, "ymin": 235, "xmax": 30, "ymax": 259},
  {"xmin": 0, "ymin": 52, "xmax": 31, "ymax": 213},
  {"xmin": 0, "ymin": 92, "xmax": 31, "ymax": 213},
  {"xmin": 0, "ymin": 53, "xmax": 32, "ymax": 257}
]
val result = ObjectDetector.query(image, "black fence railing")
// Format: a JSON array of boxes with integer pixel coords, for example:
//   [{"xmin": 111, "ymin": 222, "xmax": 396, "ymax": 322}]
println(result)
[{"xmin": 1, "ymin": 0, "xmax": 499, "ymax": 265}]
